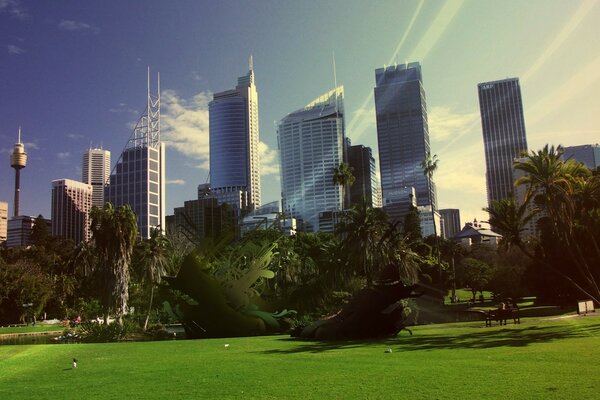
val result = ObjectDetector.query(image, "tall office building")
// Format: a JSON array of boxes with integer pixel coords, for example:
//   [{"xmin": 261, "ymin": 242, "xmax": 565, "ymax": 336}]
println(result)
[
  {"xmin": 439, "ymin": 208, "xmax": 461, "ymax": 239},
  {"xmin": 374, "ymin": 62, "xmax": 437, "ymax": 211},
  {"xmin": 0, "ymin": 201, "xmax": 7, "ymax": 244},
  {"xmin": 105, "ymin": 71, "xmax": 165, "ymax": 239},
  {"xmin": 478, "ymin": 78, "xmax": 528, "ymax": 208},
  {"xmin": 83, "ymin": 148, "xmax": 111, "ymax": 208},
  {"xmin": 51, "ymin": 179, "xmax": 93, "ymax": 243},
  {"xmin": 347, "ymin": 141, "xmax": 382, "ymax": 209},
  {"xmin": 278, "ymin": 87, "xmax": 345, "ymax": 232},
  {"xmin": 209, "ymin": 60, "xmax": 261, "ymax": 212},
  {"xmin": 562, "ymin": 144, "xmax": 600, "ymax": 170}
]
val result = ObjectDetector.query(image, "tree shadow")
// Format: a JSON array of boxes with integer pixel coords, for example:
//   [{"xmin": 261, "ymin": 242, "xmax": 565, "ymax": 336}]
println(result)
[{"xmin": 258, "ymin": 323, "xmax": 600, "ymax": 354}]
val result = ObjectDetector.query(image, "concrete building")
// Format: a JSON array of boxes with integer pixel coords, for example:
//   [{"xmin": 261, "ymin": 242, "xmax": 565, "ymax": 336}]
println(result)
[
  {"xmin": 478, "ymin": 78, "xmax": 528, "ymax": 209},
  {"xmin": 383, "ymin": 186, "xmax": 416, "ymax": 228},
  {"xmin": 240, "ymin": 201, "xmax": 296, "ymax": 237},
  {"xmin": 418, "ymin": 205, "xmax": 441, "ymax": 237},
  {"xmin": 439, "ymin": 208, "xmax": 461, "ymax": 239},
  {"xmin": 51, "ymin": 179, "xmax": 93, "ymax": 243},
  {"xmin": 83, "ymin": 148, "xmax": 111, "ymax": 208},
  {"xmin": 346, "ymin": 140, "xmax": 382, "ymax": 209},
  {"xmin": 455, "ymin": 220, "xmax": 502, "ymax": 249},
  {"xmin": 6, "ymin": 215, "xmax": 50, "ymax": 248},
  {"xmin": 167, "ymin": 197, "xmax": 235, "ymax": 243},
  {"xmin": 105, "ymin": 72, "xmax": 165, "ymax": 239},
  {"xmin": 0, "ymin": 201, "xmax": 7, "ymax": 244},
  {"xmin": 209, "ymin": 60, "xmax": 261, "ymax": 213},
  {"xmin": 374, "ymin": 62, "xmax": 437, "ymax": 211},
  {"xmin": 562, "ymin": 144, "xmax": 600, "ymax": 170},
  {"xmin": 278, "ymin": 87, "xmax": 345, "ymax": 232}
]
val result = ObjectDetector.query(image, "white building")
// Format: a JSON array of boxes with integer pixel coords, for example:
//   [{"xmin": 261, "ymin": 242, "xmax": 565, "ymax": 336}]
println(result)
[
  {"xmin": 51, "ymin": 179, "xmax": 93, "ymax": 243},
  {"xmin": 83, "ymin": 148, "xmax": 110, "ymax": 209},
  {"xmin": 278, "ymin": 87, "xmax": 345, "ymax": 232},
  {"xmin": 0, "ymin": 201, "xmax": 7, "ymax": 244}
]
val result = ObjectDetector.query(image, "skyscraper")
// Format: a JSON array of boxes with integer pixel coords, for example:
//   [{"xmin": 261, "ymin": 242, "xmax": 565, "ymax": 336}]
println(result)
[
  {"xmin": 0, "ymin": 201, "xmax": 7, "ymax": 244},
  {"xmin": 562, "ymin": 144, "xmax": 600, "ymax": 170},
  {"xmin": 478, "ymin": 78, "xmax": 528, "ymax": 208},
  {"xmin": 374, "ymin": 62, "xmax": 436, "ymax": 211},
  {"xmin": 51, "ymin": 179, "xmax": 93, "ymax": 243},
  {"xmin": 439, "ymin": 208, "xmax": 461, "ymax": 239},
  {"xmin": 209, "ymin": 60, "xmax": 261, "ymax": 212},
  {"xmin": 278, "ymin": 87, "xmax": 345, "ymax": 232},
  {"xmin": 83, "ymin": 148, "xmax": 111, "ymax": 208},
  {"xmin": 105, "ymin": 71, "xmax": 165, "ymax": 239},
  {"xmin": 346, "ymin": 140, "xmax": 381, "ymax": 208}
]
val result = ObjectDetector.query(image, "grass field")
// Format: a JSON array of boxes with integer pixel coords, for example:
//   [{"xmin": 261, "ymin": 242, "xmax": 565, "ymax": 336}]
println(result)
[
  {"xmin": 0, "ymin": 325, "xmax": 63, "ymax": 335},
  {"xmin": 1, "ymin": 316, "xmax": 599, "ymax": 399}
]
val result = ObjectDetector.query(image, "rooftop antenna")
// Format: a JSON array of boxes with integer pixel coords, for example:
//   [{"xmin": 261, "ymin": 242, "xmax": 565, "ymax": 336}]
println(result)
[
  {"xmin": 249, "ymin": 54, "xmax": 254, "ymax": 72},
  {"xmin": 17, "ymin": 126, "xmax": 22, "ymax": 143},
  {"xmin": 332, "ymin": 51, "xmax": 339, "ymax": 114}
]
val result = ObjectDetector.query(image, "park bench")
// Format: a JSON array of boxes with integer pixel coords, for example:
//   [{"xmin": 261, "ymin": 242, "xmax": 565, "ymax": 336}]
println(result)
[{"xmin": 485, "ymin": 307, "xmax": 520, "ymax": 327}]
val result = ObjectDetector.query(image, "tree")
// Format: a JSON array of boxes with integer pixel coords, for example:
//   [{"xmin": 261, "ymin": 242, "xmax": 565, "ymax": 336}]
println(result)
[
  {"xmin": 31, "ymin": 215, "xmax": 49, "ymax": 247},
  {"xmin": 420, "ymin": 151, "xmax": 439, "ymax": 238},
  {"xmin": 90, "ymin": 203, "xmax": 138, "ymax": 325},
  {"xmin": 133, "ymin": 227, "xmax": 171, "ymax": 330},
  {"xmin": 332, "ymin": 162, "xmax": 355, "ymax": 209},
  {"xmin": 439, "ymin": 238, "xmax": 465, "ymax": 302},
  {"xmin": 457, "ymin": 257, "xmax": 495, "ymax": 302}
]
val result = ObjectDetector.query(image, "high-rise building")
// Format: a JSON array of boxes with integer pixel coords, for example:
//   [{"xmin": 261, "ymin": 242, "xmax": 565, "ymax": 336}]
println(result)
[
  {"xmin": 168, "ymin": 197, "xmax": 233, "ymax": 242},
  {"xmin": 0, "ymin": 201, "xmax": 8, "ymax": 244},
  {"xmin": 83, "ymin": 148, "xmax": 111, "ymax": 208},
  {"xmin": 278, "ymin": 87, "xmax": 345, "ymax": 232},
  {"xmin": 51, "ymin": 179, "xmax": 93, "ymax": 243},
  {"xmin": 209, "ymin": 60, "xmax": 261, "ymax": 212},
  {"xmin": 10, "ymin": 127, "xmax": 27, "ymax": 217},
  {"xmin": 513, "ymin": 157, "xmax": 539, "ymax": 239},
  {"xmin": 562, "ymin": 144, "xmax": 600, "ymax": 170},
  {"xmin": 478, "ymin": 78, "xmax": 528, "ymax": 208},
  {"xmin": 105, "ymin": 72, "xmax": 165, "ymax": 239},
  {"xmin": 347, "ymin": 140, "xmax": 382, "ymax": 209},
  {"xmin": 439, "ymin": 208, "xmax": 461, "ymax": 239},
  {"xmin": 374, "ymin": 62, "xmax": 436, "ymax": 211},
  {"xmin": 6, "ymin": 215, "xmax": 50, "ymax": 248}
]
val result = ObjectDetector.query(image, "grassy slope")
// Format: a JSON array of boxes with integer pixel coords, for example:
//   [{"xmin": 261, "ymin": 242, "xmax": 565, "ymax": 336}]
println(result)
[
  {"xmin": 0, "ymin": 325, "xmax": 63, "ymax": 335},
  {"xmin": 1, "ymin": 317, "xmax": 599, "ymax": 399}
]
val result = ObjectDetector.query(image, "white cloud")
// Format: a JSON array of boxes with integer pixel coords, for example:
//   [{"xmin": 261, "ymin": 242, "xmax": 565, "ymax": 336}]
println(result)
[
  {"xmin": 428, "ymin": 106, "xmax": 479, "ymax": 143},
  {"xmin": 166, "ymin": 179, "xmax": 186, "ymax": 185},
  {"xmin": 58, "ymin": 20, "xmax": 100, "ymax": 34},
  {"xmin": 24, "ymin": 142, "xmax": 39, "ymax": 150},
  {"xmin": 67, "ymin": 133, "xmax": 84, "ymax": 140},
  {"xmin": 109, "ymin": 102, "xmax": 137, "ymax": 114},
  {"xmin": 259, "ymin": 141, "xmax": 279, "ymax": 176},
  {"xmin": 7, "ymin": 44, "xmax": 25, "ymax": 55},
  {"xmin": 161, "ymin": 89, "xmax": 211, "ymax": 170},
  {"xmin": 0, "ymin": 0, "xmax": 28, "ymax": 20},
  {"xmin": 57, "ymin": 152, "xmax": 70, "ymax": 160}
]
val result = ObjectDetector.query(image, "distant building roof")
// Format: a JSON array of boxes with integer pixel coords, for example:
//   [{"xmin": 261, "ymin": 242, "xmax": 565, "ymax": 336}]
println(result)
[{"xmin": 454, "ymin": 221, "xmax": 502, "ymax": 240}]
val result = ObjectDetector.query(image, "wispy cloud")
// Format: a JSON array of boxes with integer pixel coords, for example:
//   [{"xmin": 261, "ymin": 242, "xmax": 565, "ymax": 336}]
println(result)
[
  {"xmin": 161, "ymin": 89, "xmax": 211, "ymax": 170},
  {"xmin": 57, "ymin": 152, "xmax": 70, "ymax": 160},
  {"xmin": 6, "ymin": 44, "xmax": 25, "ymax": 55},
  {"xmin": 166, "ymin": 179, "xmax": 186, "ymax": 185},
  {"xmin": 66, "ymin": 133, "xmax": 84, "ymax": 140},
  {"xmin": 24, "ymin": 142, "xmax": 39, "ymax": 150},
  {"xmin": 428, "ymin": 106, "xmax": 478, "ymax": 143},
  {"xmin": 109, "ymin": 103, "xmax": 138, "ymax": 114},
  {"xmin": 0, "ymin": 0, "xmax": 28, "ymax": 20},
  {"xmin": 58, "ymin": 19, "xmax": 100, "ymax": 34},
  {"xmin": 259, "ymin": 141, "xmax": 279, "ymax": 176}
]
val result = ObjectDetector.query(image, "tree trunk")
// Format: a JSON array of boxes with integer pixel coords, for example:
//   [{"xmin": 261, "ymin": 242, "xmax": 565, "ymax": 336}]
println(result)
[{"xmin": 144, "ymin": 286, "xmax": 155, "ymax": 331}]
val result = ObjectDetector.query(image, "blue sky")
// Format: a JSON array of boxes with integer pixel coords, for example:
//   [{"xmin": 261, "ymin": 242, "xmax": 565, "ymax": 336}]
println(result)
[{"xmin": 1, "ymin": 0, "xmax": 599, "ymax": 225}]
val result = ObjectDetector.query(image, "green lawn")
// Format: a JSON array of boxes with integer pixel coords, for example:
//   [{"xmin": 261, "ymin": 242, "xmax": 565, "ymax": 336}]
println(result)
[
  {"xmin": 0, "ymin": 325, "xmax": 63, "ymax": 335},
  {"xmin": 1, "ymin": 316, "xmax": 599, "ymax": 399}
]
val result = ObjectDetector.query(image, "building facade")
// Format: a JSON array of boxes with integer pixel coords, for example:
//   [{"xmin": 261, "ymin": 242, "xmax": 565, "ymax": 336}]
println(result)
[
  {"xmin": 439, "ymin": 208, "xmax": 461, "ymax": 239},
  {"xmin": 6, "ymin": 215, "xmax": 50, "ymax": 248},
  {"xmin": 374, "ymin": 62, "xmax": 436, "ymax": 211},
  {"xmin": 105, "ymin": 73, "xmax": 165, "ymax": 239},
  {"xmin": 0, "ymin": 201, "xmax": 7, "ymax": 244},
  {"xmin": 346, "ymin": 141, "xmax": 382, "ymax": 209},
  {"xmin": 209, "ymin": 63, "xmax": 261, "ymax": 212},
  {"xmin": 562, "ymin": 144, "xmax": 600, "ymax": 170},
  {"xmin": 51, "ymin": 179, "xmax": 93, "ymax": 243},
  {"xmin": 478, "ymin": 78, "xmax": 528, "ymax": 209},
  {"xmin": 83, "ymin": 148, "xmax": 111, "ymax": 209},
  {"xmin": 278, "ymin": 87, "xmax": 345, "ymax": 232}
]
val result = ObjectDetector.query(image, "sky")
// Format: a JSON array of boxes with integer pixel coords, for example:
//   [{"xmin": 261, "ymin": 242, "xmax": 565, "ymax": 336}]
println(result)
[{"xmin": 1, "ymin": 0, "xmax": 599, "ymax": 226}]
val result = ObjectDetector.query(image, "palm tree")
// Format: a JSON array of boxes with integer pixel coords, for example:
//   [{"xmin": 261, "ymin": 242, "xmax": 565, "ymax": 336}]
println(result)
[
  {"xmin": 420, "ymin": 151, "xmax": 439, "ymax": 238},
  {"xmin": 90, "ymin": 203, "xmax": 138, "ymax": 326},
  {"xmin": 332, "ymin": 162, "xmax": 355, "ymax": 209},
  {"xmin": 134, "ymin": 227, "xmax": 171, "ymax": 330}
]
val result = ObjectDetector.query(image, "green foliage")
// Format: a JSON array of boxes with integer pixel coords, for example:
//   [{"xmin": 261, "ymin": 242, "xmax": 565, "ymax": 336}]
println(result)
[
  {"xmin": 78, "ymin": 320, "xmax": 137, "ymax": 343},
  {"xmin": 456, "ymin": 257, "xmax": 496, "ymax": 301}
]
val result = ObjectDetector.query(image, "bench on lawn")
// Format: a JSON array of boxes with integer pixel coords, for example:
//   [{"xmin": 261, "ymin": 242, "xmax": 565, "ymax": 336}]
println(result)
[{"xmin": 485, "ymin": 308, "xmax": 520, "ymax": 327}]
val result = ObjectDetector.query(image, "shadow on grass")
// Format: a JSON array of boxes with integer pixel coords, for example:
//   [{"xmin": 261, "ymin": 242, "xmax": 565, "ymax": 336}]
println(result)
[{"xmin": 258, "ymin": 323, "xmax": 600, "ymax": 354}]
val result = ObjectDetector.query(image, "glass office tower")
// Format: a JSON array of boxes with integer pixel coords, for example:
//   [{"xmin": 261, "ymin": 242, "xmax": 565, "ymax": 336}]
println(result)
[
  {"xmin": 278, "ymin": 87, "xmax": 345, "ymax": 232},
  {"xmin": 478, "ymin": 78, "xmax": 528, "ymax": 207},
  {"xmin": 374, "ymin": 62, "xmax": 436, "ymax": 210},
  {"xmin": 209, "ymin": 63, "xmax": 261, "ymax": 212}
]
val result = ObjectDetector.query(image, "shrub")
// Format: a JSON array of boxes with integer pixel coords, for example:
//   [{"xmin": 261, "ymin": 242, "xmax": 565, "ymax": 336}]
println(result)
[{"xmin": 78, "ymin": 320, "xmax": 137, "ymax": 343}]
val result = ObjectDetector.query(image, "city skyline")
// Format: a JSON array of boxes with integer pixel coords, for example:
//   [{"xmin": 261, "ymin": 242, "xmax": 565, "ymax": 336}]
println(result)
[{"xmin": 1, "ymin": 1, "xmax": 600, "ymax": 225}]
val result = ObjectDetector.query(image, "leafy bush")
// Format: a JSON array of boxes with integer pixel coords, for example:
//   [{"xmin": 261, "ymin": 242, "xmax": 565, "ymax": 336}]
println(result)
[{"xmin": 78, "ymin": 320, "xmax": 137, "ymax": 343}]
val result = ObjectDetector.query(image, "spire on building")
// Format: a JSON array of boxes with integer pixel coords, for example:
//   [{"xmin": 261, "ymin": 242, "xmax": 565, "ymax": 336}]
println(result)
[{"xmin": 10, "ymin": 126, "xmax": 28, "ymax": 217}]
